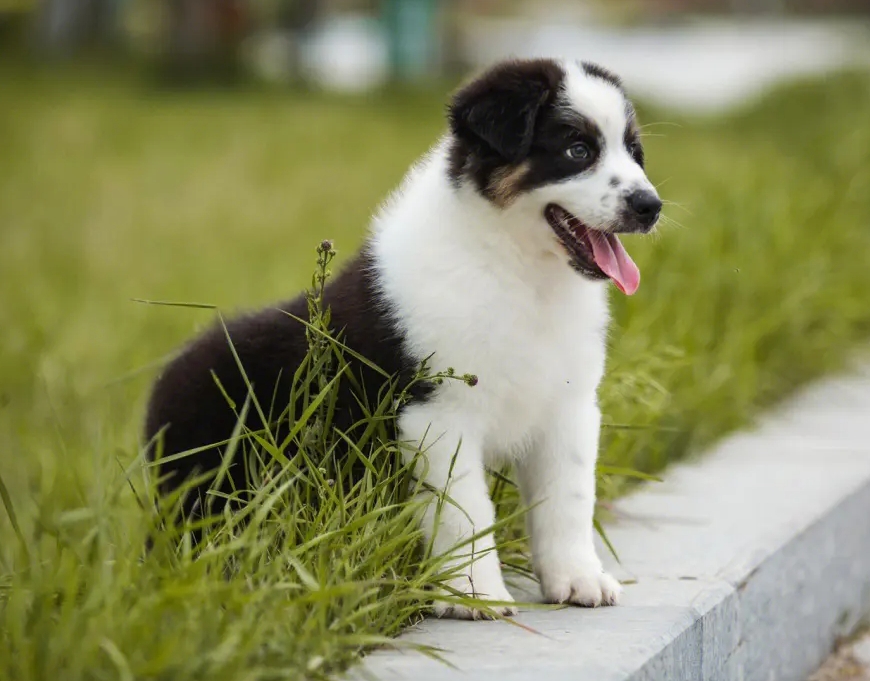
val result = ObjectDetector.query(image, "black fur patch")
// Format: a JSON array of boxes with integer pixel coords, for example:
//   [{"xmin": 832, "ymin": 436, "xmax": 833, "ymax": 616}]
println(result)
[
  {"xmin": 143, "ymin": 247, "xmax": 428, "ymax": 522},
  {"xmin": 581, "ymin": 61, "xmax": 624, "ymax": 92},
  {"xmin": 514, "ymin": 107, "xmax": 605, "ymax": 194},
  {"xmin": 447, "ymin": 59, "xmax": 643, "ymax": 204},
  {"xmin": 624, "ymin": 117, "xmax": 644, "ymax": 169},
  {"xmin": 447, "ymin": 58, "xmax": 564, "ymax": 197}
]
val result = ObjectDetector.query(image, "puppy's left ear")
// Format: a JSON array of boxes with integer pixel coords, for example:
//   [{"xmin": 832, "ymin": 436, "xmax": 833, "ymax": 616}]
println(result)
[{"xmin": 448, "ymin": 59, "xmax": 561, "ymax": 164}]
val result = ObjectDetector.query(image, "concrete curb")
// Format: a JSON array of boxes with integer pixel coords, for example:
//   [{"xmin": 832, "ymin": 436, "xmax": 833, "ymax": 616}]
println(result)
[{"xmin": 355, "ymin": 365, "xmax": 870, "ymax": 681}]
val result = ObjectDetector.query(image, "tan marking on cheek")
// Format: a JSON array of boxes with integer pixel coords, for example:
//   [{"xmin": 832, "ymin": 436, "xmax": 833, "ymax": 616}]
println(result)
[{"xmin": 488, "ymin": 161, "xmax": 531, "ymax": 208}]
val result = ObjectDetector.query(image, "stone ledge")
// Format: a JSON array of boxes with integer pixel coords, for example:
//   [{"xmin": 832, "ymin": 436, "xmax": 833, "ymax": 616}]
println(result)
[{"xmin": 354, "ymin": 364, "xmax": 870, "ymax": 681}]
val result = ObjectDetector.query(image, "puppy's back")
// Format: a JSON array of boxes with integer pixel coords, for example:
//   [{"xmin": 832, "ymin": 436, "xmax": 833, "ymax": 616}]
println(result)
[{"xmin": 143, "ymin": 248, "xmax": 425, "ymax": 521}]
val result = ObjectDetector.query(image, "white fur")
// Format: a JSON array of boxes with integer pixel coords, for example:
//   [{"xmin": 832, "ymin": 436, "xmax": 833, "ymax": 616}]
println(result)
[
  {"xmin": 543, "ymin": 61, "xmax": 657, "ymax": 233},
  {"xmin": 368, "ymin": 61, "xmax": 652, "ymax": 619}
]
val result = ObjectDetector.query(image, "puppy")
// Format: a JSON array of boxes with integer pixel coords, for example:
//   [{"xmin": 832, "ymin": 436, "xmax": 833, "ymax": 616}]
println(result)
[{"xmin": 144, "ymin": 58, "xmax": 661, "ymax": 619}]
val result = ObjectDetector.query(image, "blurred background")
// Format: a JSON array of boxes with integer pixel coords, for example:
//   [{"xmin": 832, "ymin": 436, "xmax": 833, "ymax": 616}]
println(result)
[{"xmin": 2, "ymin": 0, "xmax": 870, "ymax": 97}]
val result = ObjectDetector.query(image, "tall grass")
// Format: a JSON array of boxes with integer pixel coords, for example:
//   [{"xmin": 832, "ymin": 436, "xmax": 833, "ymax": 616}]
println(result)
[{"xmin": 1, "ymin": 239, "xmax": 534, "ymax": 680}]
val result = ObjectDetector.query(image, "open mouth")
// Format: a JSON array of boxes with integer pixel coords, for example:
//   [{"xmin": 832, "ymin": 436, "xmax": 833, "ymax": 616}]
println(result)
[{"xmin": 544, "ymin": 204, "xmax": 641, "ymax": 296}]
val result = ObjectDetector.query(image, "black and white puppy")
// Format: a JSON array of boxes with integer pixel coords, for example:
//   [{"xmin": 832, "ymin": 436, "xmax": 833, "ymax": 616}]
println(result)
[{"xmin": 144, "ymin": 58, "xmax": 661, "ymax": 619}]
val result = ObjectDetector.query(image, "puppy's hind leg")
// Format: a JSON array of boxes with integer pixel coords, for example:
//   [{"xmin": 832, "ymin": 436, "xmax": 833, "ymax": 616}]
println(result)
[{"xmin": 399, "ymin": 406, "xmax": 516, "ymax": 620}]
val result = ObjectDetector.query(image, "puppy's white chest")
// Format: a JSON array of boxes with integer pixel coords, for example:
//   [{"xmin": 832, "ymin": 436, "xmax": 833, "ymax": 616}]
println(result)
[{"xmin": 428, "ymin": 281, "xmax": 609, "ymax": 448}]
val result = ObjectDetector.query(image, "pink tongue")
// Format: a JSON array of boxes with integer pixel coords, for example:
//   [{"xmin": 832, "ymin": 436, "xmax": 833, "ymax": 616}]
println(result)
[{"xmin": 586, "ymin": 230, "xmax": 640, "ymax": 295}]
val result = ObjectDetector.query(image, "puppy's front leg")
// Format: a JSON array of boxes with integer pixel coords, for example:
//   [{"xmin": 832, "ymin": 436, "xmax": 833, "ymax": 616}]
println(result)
[
  {"xmin": 517, "ymin": 398, "xmax": 622, "ymax": 606},
  {"xmin": 399, "ymin": 407, "xmax": 516, "ymax": 620}
]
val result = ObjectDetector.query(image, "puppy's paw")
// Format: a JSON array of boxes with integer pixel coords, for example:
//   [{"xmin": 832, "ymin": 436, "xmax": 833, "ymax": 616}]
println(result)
[
  {"xmin": 432, "ymin": 576, "xmax": 518, "ymax": 620},
  {"xmin": 540, "ymin": 564, "xmax": 622, "ymax": 607},
  {"xmin": 432, "ymin": 599, "xmax": 518, "ymax": 620}
]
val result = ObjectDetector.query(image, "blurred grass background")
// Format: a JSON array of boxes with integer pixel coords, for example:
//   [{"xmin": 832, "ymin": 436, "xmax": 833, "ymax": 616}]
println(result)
[{"xmin": 1, "ymin": 55, "xmax": 870, "ymax": 679}]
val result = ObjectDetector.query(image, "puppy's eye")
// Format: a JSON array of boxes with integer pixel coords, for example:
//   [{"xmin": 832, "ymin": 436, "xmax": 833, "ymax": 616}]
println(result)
[{"xmin": 565, "ymin": 142, "xmax": 592, "ymax": 161}]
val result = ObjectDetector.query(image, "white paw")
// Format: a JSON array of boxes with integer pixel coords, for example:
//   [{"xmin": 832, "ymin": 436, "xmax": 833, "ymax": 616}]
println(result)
[
  {"xmin": 540, "ymin": 564, "xmax": 622, "ymax": 607},
  {"xmin": 432, "ymin": 575, "xmax": 518, "ymax": 620}
]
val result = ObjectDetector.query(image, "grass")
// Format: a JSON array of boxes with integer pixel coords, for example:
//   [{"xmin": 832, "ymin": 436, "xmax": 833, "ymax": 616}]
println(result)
[{"xmin": 1, "ymin": 62, "xmax": 870, "ymax": 680}]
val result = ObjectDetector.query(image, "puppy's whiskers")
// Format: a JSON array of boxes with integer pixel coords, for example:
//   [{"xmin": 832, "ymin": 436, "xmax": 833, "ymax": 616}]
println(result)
[
  {"xmin": 661, "ymin": 199, "xmax": 692, "ymax": 216},
  {"xmin": 638, "ymin": 121, "xmax": 681, "ymax": 131},
  {"xmin": 658, "ymin": 213, "xmax": 686, "ymax": 231}
]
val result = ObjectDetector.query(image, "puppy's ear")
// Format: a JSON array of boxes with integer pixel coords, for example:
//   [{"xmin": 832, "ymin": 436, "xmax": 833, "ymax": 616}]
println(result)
[{"xmin": 448, "ymin": 59, "xmax": 562, "ymax": 163}]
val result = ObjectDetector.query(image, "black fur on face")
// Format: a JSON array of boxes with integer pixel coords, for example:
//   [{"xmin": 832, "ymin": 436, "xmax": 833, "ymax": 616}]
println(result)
[
  {"xmin": 516, "ymin": 107, "xmax": 606, "ymax": 195},
  {"xmin": 447, "ymin": 59, "xmax": 645, "ymax": 208},
  {"xmin": 624, "ymin": 117, "xmax": 644, "ymax": 169},
  {"xmin": 447, "ymin": 58, "xmax": 564, "ymax": 205},
  {"xmin": 581, "ymin": 61, "xmax": 624, "ymax": 91}
]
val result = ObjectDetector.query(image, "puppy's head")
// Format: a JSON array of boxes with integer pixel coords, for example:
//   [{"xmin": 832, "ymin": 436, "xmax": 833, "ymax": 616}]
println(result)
[{"xmin": 447, "ymin": 58, "xmax": 660, "ymax": 295}]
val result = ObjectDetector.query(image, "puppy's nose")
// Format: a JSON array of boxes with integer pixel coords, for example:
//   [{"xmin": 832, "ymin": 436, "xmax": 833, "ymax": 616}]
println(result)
[{"xmin": 627, "ymin": 189, "xmax": 662, "ymax": 227}]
